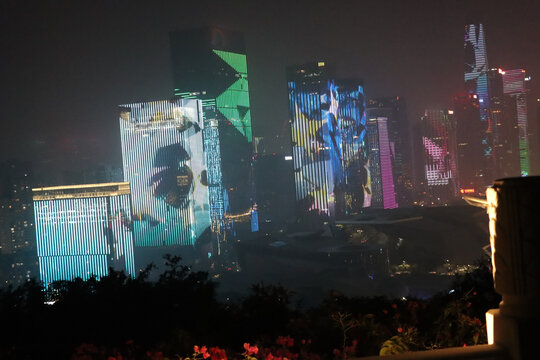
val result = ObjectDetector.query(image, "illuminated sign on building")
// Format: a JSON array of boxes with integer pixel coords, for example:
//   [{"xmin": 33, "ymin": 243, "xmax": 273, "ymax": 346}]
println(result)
[
  {"xmin": 119, "ymin": 98, "xmax": 215, "ymax": 247},
  {"xmin": 33, "ymin": 182, "xmax": 136, "ymax": 287}
]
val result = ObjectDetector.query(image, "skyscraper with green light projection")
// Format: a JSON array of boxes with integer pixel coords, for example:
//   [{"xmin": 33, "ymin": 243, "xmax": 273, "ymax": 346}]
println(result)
[{"xmin": 169, "ymin": 27, "xmax": 254, "ymax": 218}]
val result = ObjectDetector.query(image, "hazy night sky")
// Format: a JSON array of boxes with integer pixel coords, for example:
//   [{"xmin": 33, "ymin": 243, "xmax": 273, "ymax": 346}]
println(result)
[{"xmin": 1, "ymin": 0, "xmax": 539, "ymax": 184}]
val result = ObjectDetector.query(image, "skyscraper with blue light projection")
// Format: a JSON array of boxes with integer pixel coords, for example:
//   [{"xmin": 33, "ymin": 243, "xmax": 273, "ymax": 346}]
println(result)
[
  {"xmin": 33, "ymin": 182, "xmax": 135, "ymax": 287},
  {"xmin": 287, "ymin": 62, "xmax": 370, "ymax": 219}
]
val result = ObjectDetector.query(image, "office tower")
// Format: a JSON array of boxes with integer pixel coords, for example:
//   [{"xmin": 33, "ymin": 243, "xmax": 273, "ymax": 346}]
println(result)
[
  {"xmin": 287, "ymin": 62, "xmax": 369, "ymax": 219},
  {"xmin": 464, "ymin": 23, "xmax": 493, "ymax": 181},
  {"xmin": 366, "ymin": 117, "xmax": 398, "ymax": 209},
  {"xmin": 170, "ymin": 27, "xmax": 254, "ymax": 216},
  {"xmin": 453, "ymin": 94, "xmax": 486, "ymax": 194},
  {"xmin": 33, "ymin": 183, "xmax": 136, "ymax": 287},
  {"xmin": 366, "ymin": 97, "xmax": 413, "ymax": 206},
  {"xmin": 420, "ymin": 110, "xmax": 458, "ymax": 204},
  {"xmin": 119, "ymin": 98, "xmax": 220, "ymax": 250},
  {"xmin": 501, "ymin": 69, "xmax": 530, "ymax": 176},
  {"xmin": 253, "ymin": 153, "xmax": 295, "ymax": 231},
  {"xmin": 0, "ymin": 161, "xmax": 37, "ymax": 286}
]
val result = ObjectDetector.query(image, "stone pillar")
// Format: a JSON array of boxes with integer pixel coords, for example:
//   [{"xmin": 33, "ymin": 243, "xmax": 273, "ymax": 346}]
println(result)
[{"xmin": 486, "ymin": 176, "xmax": 540, "ymax": 359}]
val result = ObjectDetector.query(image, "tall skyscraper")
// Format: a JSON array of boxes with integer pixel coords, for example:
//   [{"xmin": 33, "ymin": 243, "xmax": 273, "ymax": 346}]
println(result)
[
  {"xmin": 501, "ymin": 69, "xmax": 530, "ymax": 176},
  {"xmin": 366, "ymin": 97, "xmax": 413, "ymax": 207},
  {"xmin": 33, "ymin": 183, "xmax": 136, "ymax": 287},
  {"xmin": 464, "ymin": 23, "xmax": 493, "ymax": 182},
  {"xmin": 119, "ymin": 98, "xmax": 220, "ymax": 250},
  {"xmin": 287, "ymin": 62, "xmax": 369, "ymax": 219},
  {"xmin": 366, "ymin": 117, "xmax": 397, "ymax": 209},
  {"xmin": 420, "ymin": 110, "xmax": 458, "ymax": 204},
  {"xmin": 170, "ymin": 27, "xmax": 254, "ymax": 217},
  {"xmin": 453, "ymin": 94, "xmax": 485, "ymax": 194}
]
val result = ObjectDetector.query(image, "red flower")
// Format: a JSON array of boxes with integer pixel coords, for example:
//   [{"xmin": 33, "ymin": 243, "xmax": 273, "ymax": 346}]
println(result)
[
  {"xmin": 194, "ymin": 346, "xmax": 200, "ymax": 353},
  {"xmin": 397, "ymin": 327, "xmax": 403, "ymax": 333},
  {"xmin": 391, "ymin": 304, "xmax": 397, "ymax": 309},
  {"xmin": 383, "ymin": 309, "xmax": 388, "ymax": 314},
  {"xmin": 244, "ymin": 343, "xmax": 258, "ymax": 355},
  {"xmin": 201, "ymin": 346, "xmax": 208, "ymax": 355}
]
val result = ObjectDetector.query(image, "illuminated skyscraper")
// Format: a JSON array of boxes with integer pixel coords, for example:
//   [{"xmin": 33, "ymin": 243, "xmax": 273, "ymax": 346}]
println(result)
[
  {"xmin": 287, "ymin": 62, "xmax": 369, "ymax": 218},
  {"xmin": 464, "ymin": 23, "xmax": 492, "ymax": 181},
  {"xmin": 33, "ymin": 183, "xmax": 136, "ymax": 287},
  {"xmin": 366, "ymin": 117, "xmax": 397, "ymax": 209},
  {"xmin": 420, "ymin": 110, "xmax": 458, "ymax": 204},
  {"xmin": 119, "ymin": 98, "xmax": 218, "ymax": 249},
  {"xmin": 170, "ymin": 27, "xmax": 254, "ymax": 216},
  {"xmin": 366, "ymin": 97, "xmax": 413, "ymax": 206},
  {"xmin": 501, "ymin": 69, "xmax": 530, "ymax": 176}
]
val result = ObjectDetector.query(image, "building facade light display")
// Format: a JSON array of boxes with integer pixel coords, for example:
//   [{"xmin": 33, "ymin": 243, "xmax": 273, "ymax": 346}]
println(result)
[
  {"xmin": 287, "ymin": 62, "xmax": 369, "ymax": 218},
  {"xmin": 33, "ymin": 182, "xmax": 136, "ymax": 286},
  {"xmin": 170, "ymin": 27, "xmax": 254, "ymax": 223},
  {"xmin": 119, "ymin": 98, "xmax": 215, "ymax": 247},
  {"xmin": 501, "ymin": 69, "xmax": 530, "ymax": 176},
  {"xmin": 464, "ymin": 23, "xmax": 493, "ymax": 184},
  {"xmin": 420, "ymin": 110, "xmax": 458, "ymax": 201},
  {"xmin": 366, "ymin": 117, "xmax": 397, "ymax": 209}
]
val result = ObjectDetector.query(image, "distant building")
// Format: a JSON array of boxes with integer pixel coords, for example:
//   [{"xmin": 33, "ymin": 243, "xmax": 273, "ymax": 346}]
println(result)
[
  {"xmin": 253, "ymin": 153, "xmax": 296, "ymax": 230},
  {"xmin": 0, "ymin": 161, "xmax": 37, "ymax": 287},
  {"xmin": 453, "ymin": 94, "xmax": 486, "ymax": 194},
  {"xmin": 287, "ymin": 62, "xmax": 369, "ymax": 219},
  {"xmin": 366, "ymin": 97, "xmax": 413, "ymax": 207},
  {"xmin": 366, "ymin": 117, "xmax": 398, "ymax": 209},
  {"xmin": 33, "ymin": 183, "xmax": 136, "ymax": 287},
  {"xmin": 170, "ymin": 27, "xmax": 254, "ymax": 217},
  {"xmin": 501, "ymin": 69, "xmax": 531, "ymax": 176},
  {"xmin": 420, "ymin": 110, "xmax": 458, "ymax": 204},
  {"xmin": 464, "ymin": 23, "xmax": 493, "ymax": 178}
]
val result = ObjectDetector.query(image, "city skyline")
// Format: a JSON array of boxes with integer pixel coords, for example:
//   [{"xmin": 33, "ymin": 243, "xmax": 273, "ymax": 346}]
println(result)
[{"xmin": 1, "ymin": 0, "xmax": 538, "ymax": 181}]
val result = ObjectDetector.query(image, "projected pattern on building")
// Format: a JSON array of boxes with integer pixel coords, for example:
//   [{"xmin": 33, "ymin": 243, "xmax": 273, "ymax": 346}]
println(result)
[
  {"xmin": 422, "ymin": 110, "xmax": 457, "ymax": 189},
  {"xmin": 464, "ymin": 23, "xmax": 492, "ymax": 160},
  {"xmin": 212, "ymin": 50, "xmax": 252, "ymax": 142},
  {"xmin": 33, "ymin": 183, "xmax": 136, "ymax": 286},
  {"xmin": 119, "ymin": 99, "xmax": 212, "ymax": 247},
  {"xmin": 289, "ymin": 78, "xmax": 369, "ymax": 217},
  {"xmin": 502, "ymin": 69, "xmax": 530, "ymax": 176}
]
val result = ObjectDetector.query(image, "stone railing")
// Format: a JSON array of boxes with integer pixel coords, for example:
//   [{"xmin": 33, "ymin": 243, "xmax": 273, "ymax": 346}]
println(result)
[{"xmin": 355, "ymin": 177, "xmax": 540, "ymax": 360}]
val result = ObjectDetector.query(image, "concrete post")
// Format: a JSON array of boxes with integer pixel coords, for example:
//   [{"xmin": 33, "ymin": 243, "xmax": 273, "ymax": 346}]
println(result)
[{"xmin": 486, "ymin": 177, "xmax": 540, "ymax": 359}]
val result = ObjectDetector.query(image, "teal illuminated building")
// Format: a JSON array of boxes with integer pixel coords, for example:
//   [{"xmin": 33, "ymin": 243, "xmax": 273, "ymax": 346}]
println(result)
[
  {"xmin": 118, "ymin": 98, "xmax": 218, "ymax": 249},
  {"xmin": 33, "ymin": 183, "xmax": 136, "ymax": 287}
]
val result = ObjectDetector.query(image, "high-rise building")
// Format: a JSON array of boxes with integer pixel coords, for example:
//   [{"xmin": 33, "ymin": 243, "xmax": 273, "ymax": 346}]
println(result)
[
  {"xmin": 464, "ymin": 23, "xmax": 493, "ymax": 182},
  {"xmin": 366, "ymin": 117, "xmax": 397, "ymax": 209},
  {"xmin": 119, "ymin": 98, "xmax": 220, "ymax": 250},
  {"xmin": 33, "ymin": 183, "xmax": 136, "ymax": 287},
  {"xmin": 366, "ymin": 97, "xmax": 413, "ymax": 207},
  {"xmin": 501, "ymin": 69, "xmax": 531, "ymax": 176},
  {"xmin": 453, "ymin": 94, "xmax": 486, "ymax": 194},
  {"xmin": 0, "ymin": 161, "xmax": 38, "ymax": 287},
  {"xmin": 420, "ymin": 110, "xmax": 458, "ymax": 204},
  {"xmin": 170, "ymin": 27, "xmax": 254, "ymax": 216},
  {"xmin": 287, "ymin": 62, "xmax": 369, "ymax": 219}
]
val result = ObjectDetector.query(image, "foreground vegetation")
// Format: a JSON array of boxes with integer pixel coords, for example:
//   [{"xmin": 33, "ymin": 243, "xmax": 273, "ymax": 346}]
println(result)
[{"xmin": 0, "ymin": 256, "xmax": 500, "ymax": 359}]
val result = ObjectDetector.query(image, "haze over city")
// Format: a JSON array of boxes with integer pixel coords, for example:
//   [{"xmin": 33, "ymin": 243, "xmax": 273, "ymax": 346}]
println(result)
[{"xmin": 1, "ymin": 0, "xmax": 538, "ymax": 180}]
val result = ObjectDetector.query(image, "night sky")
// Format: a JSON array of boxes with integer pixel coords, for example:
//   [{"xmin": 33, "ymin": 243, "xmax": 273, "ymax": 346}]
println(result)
[{"xmin": 1, "ymin": 0, "xmax": 539, "ymax": 184}]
